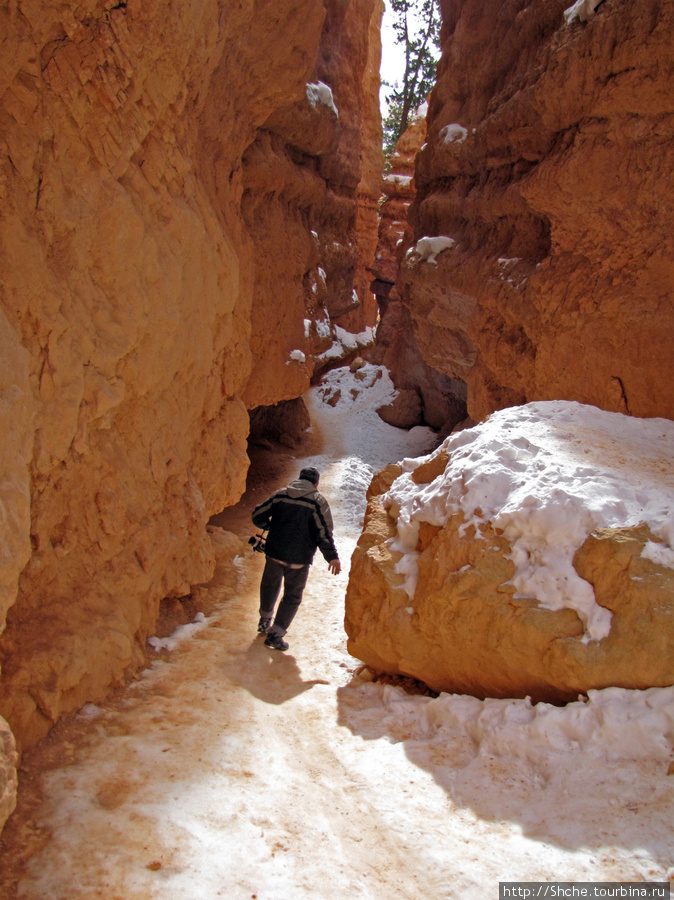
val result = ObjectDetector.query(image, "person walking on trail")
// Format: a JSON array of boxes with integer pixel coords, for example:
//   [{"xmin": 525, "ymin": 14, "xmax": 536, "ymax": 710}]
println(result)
[{"xmin": 252, "ymin": 466, "xmax": 341, "ymax": 652}]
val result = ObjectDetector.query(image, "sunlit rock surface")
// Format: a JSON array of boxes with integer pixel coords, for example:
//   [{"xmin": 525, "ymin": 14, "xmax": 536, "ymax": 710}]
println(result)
[
  {"xmin": 405, "ymin": 0, "xmax": 674, "ymax": 422},
  {"xmin": 345, "ymin": 402, "xmax": 674, "ymax": 701},
  {"xmin": 0, "ymin": 0, "xmax": 381, "ymax": 755}
]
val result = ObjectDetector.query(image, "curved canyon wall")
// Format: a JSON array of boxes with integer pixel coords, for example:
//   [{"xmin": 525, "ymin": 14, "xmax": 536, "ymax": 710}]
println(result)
[
  {"xmin": 0, "ymin": 0, "xmax": 382, "ymax": 803},
  {"xmin": 242, "ymin": 0, "xmax": 384, "ymax": 406},
  {"xmin": 370, "ymin": 107, "xmax": 468, "ymax": 432},
  {"xmin": 400, "ymin": 0, "xmax": 674, "ymax": 423}
]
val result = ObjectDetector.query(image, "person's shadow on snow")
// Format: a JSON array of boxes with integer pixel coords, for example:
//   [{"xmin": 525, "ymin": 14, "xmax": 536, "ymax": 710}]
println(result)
[{"xmin": 222, "ymin": 638, "xmax": 329, "ymax": 705}]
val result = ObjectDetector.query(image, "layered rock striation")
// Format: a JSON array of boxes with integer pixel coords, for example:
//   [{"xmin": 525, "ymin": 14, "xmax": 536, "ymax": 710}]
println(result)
[
  {"xmin": 0, "ymin": 0, "xmax": 382, "ymax": 805},
  {"xmin": 402, "ymin": 0, "xmax": 674, "ymax": 422}
]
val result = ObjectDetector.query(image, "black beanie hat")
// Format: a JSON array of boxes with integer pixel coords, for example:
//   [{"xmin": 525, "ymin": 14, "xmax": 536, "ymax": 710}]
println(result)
[{"xmin": 299, "ymin": 466, "xmax": 320, "ymax": 485}]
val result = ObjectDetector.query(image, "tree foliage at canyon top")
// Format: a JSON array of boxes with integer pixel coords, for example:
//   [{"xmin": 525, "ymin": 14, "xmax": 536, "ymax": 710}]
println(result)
[{"xmin": 382, "ymin": 0, "xmax": 441, "ymax": 163}]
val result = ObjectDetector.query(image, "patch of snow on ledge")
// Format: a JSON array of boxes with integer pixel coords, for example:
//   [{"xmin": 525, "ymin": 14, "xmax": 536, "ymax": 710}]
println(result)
[
  {"xmin": 412, "ymin": 101, "xmax": 428, "ymax": 121},
  {"xmin": 318, "ymin": 325, "xmax": 376, "ymax": 361},
  {"xmin": 383, "ymin": 401, "xmax": 674, "ymax": 643},
  {"xmin": 383, "ymin": 174, "xmax": 413, "ymax": 187},
  {"xmin": 564, "ymin": 0, "xmax": 602, "ymax": 24},
  {"xmin": 288, "ymin": 349, "xmax": 306, "ymax": 364},
  {"xmin": 315, "ymin": 310, "xmax": 331, "ymax": 339},
  {"xmin": 147, "ymin": 613, "xmax": 209, "ymax": 653},
  {"xmin": 409, "ymin": 235, "xmax": 456, "ymax": 265},
  {"xmin": 334, "ymin": 325, "xmax": 375, "ymax": 351},
  {"xmin": 306, "ymin": 81, "xmax": 339, "ymax": 117},
  {"xmin": 439, "ymin": 123, "xmax": 468, "ymax": 144}
]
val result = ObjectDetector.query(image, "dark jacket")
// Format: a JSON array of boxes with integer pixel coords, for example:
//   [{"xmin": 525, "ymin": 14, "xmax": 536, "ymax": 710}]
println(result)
[{"xmin": 252, "ymin": 478, "xmax": 339, "ymax": 567}]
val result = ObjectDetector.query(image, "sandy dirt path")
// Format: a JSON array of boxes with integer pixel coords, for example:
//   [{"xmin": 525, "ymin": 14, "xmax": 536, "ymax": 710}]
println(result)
[
  {"xmin": 0, "ymin": 422, "xmax": 456, "ymax": 899},
  {"xmin": 1, "ymin": 376, "xmax": 672, "ymax": 899}
]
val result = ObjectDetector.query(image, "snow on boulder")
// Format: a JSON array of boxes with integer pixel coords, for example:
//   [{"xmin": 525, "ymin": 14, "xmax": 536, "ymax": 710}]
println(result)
[
  {"xmin": 316, "ymin": 324, "xmax": 376, "ymax": 365},
  {"xmin": 345, "ymin": 401, "xmax": 674, "ymax": 703}
]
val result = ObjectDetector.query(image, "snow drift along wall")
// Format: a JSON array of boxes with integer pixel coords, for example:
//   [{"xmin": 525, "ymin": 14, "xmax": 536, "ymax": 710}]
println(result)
[
  {"xmin": 0, "ymin": 0, "xmax": 383, "ymax": 829},
  {"xmin": 402, "ymin": 0, "xmax": 674, "ymax": 422}
]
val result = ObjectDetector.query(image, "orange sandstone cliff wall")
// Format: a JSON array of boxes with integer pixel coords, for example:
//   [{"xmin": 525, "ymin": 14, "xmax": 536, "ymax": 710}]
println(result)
[
  {"xmin": 0, "ymin": 0, "xmax": 382, "ymax": 794},
  {"xmin": 402, "ymin": 0, "xmax": 674, "ymax": 423}
]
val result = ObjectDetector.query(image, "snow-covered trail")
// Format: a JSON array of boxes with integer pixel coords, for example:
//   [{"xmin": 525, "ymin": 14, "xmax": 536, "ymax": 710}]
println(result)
[{"xmin": 1, "ymin": 366, "xmax": 673, "ymax": 899}]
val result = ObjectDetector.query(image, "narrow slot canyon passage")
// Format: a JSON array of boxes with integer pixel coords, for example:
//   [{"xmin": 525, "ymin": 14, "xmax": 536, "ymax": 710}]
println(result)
[
  {"xmin": 1, "ymin": 0, "xmax": 674, "ymax": 895},
  {"xmin": 1, "ymin": 371, "xmax": 672, "ymax": 898}
]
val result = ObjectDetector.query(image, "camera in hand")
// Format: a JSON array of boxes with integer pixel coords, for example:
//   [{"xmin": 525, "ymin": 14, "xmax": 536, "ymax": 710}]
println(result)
[{"xmin": 248, "ymin": 533, "xmax": 266, "ymax": 553}]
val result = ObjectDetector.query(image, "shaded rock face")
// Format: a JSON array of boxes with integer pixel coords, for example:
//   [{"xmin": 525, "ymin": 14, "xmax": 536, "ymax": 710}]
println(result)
[
  {"xmin": 405, "ymin": 0, "xmax": 674, "ymax": 422},
  {"xmin": 370, "ymin": 111, "xmax": 467, "ymax": 431},
  {"xmin": 372, "ymin": 299, "xmax": 468, "ymax": 430},
  {"xmin": 0, "ymin": 0, "xmax": 381, "ymax": 758},
  {"xmin": 242, "ymin": 0, "xmax": 384, "ymax": 408},
  {"xmin": 345, "ymin": 468, "xmax": 674, "ymax": 703},
  {"xmin": 248, "ymin": 398, "xmax": 311, "ymax": 449}
]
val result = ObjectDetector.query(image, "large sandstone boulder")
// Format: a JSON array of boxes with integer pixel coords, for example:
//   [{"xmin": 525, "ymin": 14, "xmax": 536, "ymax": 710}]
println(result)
[
  {"xmin": 403, "ymin": 0, "xmax": 674, "ymax": 422},
  {"xmin": 345, "ymin": 402, "xmax": 674, "ymax": 702}
]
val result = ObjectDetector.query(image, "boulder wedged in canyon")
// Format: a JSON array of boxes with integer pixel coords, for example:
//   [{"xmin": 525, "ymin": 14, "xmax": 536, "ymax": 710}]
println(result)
[
  {"xmin": 0, "ymin": 0, "xmax": 382, "ymax": 756},
  {"xmin": 404, "ymin": 0, "xmax": 674, "ymax": 422},
  {"xmin": 345, "ymin": 402, "xmax": 674, "ymax": 701}
]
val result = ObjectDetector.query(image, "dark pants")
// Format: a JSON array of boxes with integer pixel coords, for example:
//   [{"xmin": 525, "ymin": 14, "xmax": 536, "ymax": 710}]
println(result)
[{"xmin": 259, "ymin": 557, "xmax": 311, "ymax": 636}]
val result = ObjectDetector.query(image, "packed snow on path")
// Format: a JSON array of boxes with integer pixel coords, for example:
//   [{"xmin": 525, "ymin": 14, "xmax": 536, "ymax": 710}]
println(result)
[{"xmin": 4, "ymin": 367, "xmax": 674, "ymax": 899}]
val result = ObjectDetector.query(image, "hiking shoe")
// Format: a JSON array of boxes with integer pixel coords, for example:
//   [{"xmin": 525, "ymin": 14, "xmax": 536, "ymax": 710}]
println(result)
[
  {"xmin": 257, "ymin": 617, "xmax": 272, "ymax": 634},
  {"xmin": 264, "ymin": 632, "xmax": 289, "ymax": 652}
]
